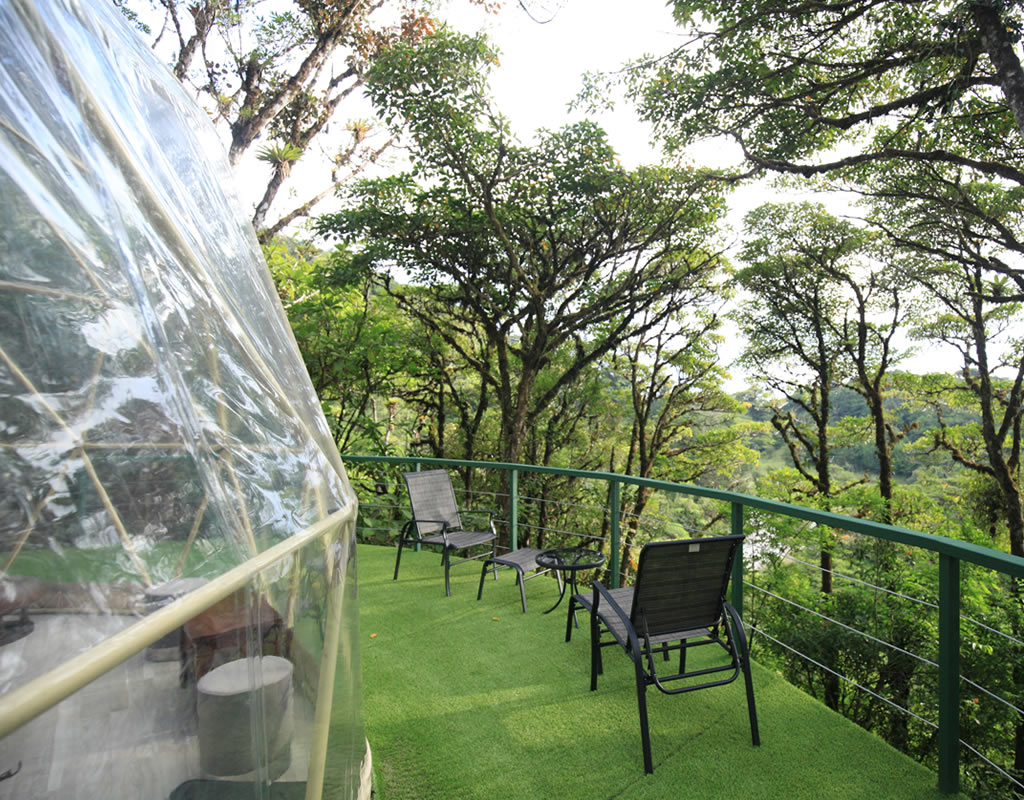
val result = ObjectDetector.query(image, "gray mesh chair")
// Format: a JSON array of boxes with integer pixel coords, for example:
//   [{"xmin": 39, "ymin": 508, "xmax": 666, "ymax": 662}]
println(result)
[
  {"xmin": 587, "ymin": 534, "xmax": 759, "ymax": 773},
  {"xmin": 394, "ymin": 469, "xmax": 498, "ymax": 596}
]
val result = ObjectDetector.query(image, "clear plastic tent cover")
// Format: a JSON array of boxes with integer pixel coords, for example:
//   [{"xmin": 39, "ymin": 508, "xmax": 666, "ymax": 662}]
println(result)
[{"xmin": 0, "ymin": 0, "xmax": 364, "ymax": 797}]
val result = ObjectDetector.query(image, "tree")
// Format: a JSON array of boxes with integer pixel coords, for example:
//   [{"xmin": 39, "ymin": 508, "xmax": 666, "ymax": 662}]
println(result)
[
  {"xmin": 264, "ymin": 237, "xmax": 423, "ymax": 452},
  {"xmin": 517, "ymin": 346, "xmax": 618, "ymax": 550},
  {"xmin": 858, "ymin": 170, "xmax": 1024, "ymax": 562},
  {"xmin": 319, "ymin": 30, "xmax": 729, "ymax": 472},
  {"xmin": 613, "ymin": 4, "xmax": 1024, "ymax": 770},
  {"xmin": 399, "ymin": 323, "xmax": 495, "ymax": 464},
  {"xmin": 616, "ymin": 1, "xmax": 1024, "ymax": 298},
  {"xmin": 610, "ymin": 308, "xmax": 757, "ymax": 583},
  {"xmin": 735, "ymin": 203, "xmax": 866, "ymax": 510},
  {"xmin": 627, "ymin": 2, "xmax": 1024, "ymax": 184},
  {"xmin": 125, "ymin": 0, "xmax": 497, "ymax": 237},
  {"xmin": 908, "ymin": 260, "xmax": 1024, "ymax": 562},
  {"xmin": 831, "ymin": 254, "xmax": 910, "ymax": 524},
  {"xmin": 787, "ymin": 206, "xmax": 915, "ymax": 522},
  {"xmin": 736, "ymin": 201, "xmax": 877, "ymax": 710}
]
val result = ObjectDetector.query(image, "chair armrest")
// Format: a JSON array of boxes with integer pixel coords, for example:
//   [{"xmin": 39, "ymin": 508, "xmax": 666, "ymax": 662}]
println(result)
[
  {"xmin": 456, "ymin": 509, "xmax": 497, "ymax": 532},
  {"xmin": 592, "ymin": 581, "xmax": 642, "ymax": 657},
  {"xmin": 723, "ymin": 601, "xmax": 751, "ymax": 654},
  {"xmin": 457, "ymin": 508, "xmax": 496, "ymax": 521}
]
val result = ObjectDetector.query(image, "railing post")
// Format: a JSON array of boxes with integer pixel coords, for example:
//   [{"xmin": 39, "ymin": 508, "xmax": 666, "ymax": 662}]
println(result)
[
  {"xmin": 610, "ymin": 479, "xmax": 621, "ymax": 589},
  {"xmin": 509, "ymin": 469, "xmax": 519, "ymax": 551},
  {"xmin": 938, "ymin": 553, "xmax": 960, "ymax": 794},
  {"xmin": 731, "ymin": 501, "xmax": 744, "ymax": 617}
]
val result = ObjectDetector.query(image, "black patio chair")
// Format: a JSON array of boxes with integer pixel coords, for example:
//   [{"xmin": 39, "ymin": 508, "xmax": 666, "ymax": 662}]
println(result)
[
  {"xmin": 587, "ymin": 534, "xmax": 759, "ymax": 773},
  {"xmin": 394, "ymin": 469, "xmax": 498, "ymax": 596}
]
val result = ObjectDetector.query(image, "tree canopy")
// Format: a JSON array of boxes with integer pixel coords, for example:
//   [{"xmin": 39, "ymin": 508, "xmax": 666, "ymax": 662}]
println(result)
[
  {"xmin": 631, "ymin": 0, "xmax": 1024, "ymax": 179},
  {"xmin": 319, "ymin": 29, "xmax": 731, "ymax": 466},
  {"xmin": 121, "ymin": 0, "xmax": 500, "ymax": 237}
]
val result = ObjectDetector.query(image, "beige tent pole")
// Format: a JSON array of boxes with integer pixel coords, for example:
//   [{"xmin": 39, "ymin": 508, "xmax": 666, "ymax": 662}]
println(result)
[
  {"xmin": 317, "ymin": 480, "xmax": 335, "ymax": 584},
  {"xmin": 0, "ymin": 116, "xmax": 88, "ymax": 173},
  {"xmin": 0, "ymin": 280, "xmax": 104, "ymax": 305},
  {"xmin": 282, "ymin": 474, "xmax": 318, "ymax": 633},
  {"xmin": 42, "ymin": 35, "xmax": 327, "ymax": 459},
  {"xmin": 83, "ymin": 351, "xmax": 104, "ymax": 414},
  {"xmin": 0, "ymin": 440, "xmax": 306, "ymax": 453},
  {"xmin": 73, "ymin": 352, "xmax": 154, "ymax": 585},
  {"xmin": 201, "ymin": 316, "xmax": 260, "ymax": 559},
  {"xmin": 0, "ymin": 278, "xmax": 156, "ymax": 364},
  {"xmin": 284, "ymin": 547, "xmax": 301, "ymax": 636},
  {"xmin": 304, "ymin": 519, "xmax": 350, "ymax": 800},
  {"xmin": 3, "ymin": 475, "xmax": 63, "ymax": 573},
  {"xmin": 0, "ymin": 507, "xmax": 351, "ymax": 740},
  {"xmin": 174, "ymin": 495, "xmax": 209, "ymax": 577},
  {"xmin": 72, "ymin": 355, "xmax": 156, "ymax": 583},
  {"xmin": 0, "ymin": 342, "xmax": 152, "ymax": 585},
  {"xmin": 78, "ymin": 451, "xmax": 152, "ymax": 585}
]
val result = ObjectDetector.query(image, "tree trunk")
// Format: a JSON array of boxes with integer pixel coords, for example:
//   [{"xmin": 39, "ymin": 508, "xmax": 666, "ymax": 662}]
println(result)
[
  {"xmin": 867, "ymin": 387, "xmax": 894, "ymax": 523},
  {"xmin": 820, "ymin": 546, "xmax": 834, "ymax": 595},
  {"xmin": 252, "ymin": 161, "xmax": 291, "ymax": 233},
  {"xmin": 973, "ymin": 1, "xmax": 1024, "ymax": 143}
]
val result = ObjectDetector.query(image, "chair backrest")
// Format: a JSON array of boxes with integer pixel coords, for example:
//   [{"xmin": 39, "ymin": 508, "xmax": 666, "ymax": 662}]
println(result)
[
  {"xmin": 403, "ymin": 470, "xmax": 462, "ymax": 536},
  {"xmin": 631, "ymin": 535, "xmax": 743, "ymax": 638}
]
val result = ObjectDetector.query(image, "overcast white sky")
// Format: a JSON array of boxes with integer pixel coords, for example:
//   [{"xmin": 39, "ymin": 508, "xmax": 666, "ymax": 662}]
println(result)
[{"xmin": 450, "ymin": 0, "xmax": 682, "ymax": 165}]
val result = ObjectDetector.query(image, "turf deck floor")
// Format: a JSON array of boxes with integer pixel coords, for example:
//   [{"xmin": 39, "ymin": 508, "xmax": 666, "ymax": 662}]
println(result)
[{"xmin": 356, "ymin": 543, "xmax": 963, "ymax": 800}]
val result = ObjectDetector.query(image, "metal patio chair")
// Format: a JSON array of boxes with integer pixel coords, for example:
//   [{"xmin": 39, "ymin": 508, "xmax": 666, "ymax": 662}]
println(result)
[
  {"xmin": 394, "ymin": 469, "xmax": 498, "ymax": 596},
  {"xmin": 587, "ymin": 534, "xmax": 760, "ymax": 773}
]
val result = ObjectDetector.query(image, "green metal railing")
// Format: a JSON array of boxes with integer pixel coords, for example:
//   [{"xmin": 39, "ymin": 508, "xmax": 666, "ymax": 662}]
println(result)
[{"xmin": 342, "ymin": 454, "xmax": 1024, "ymax": 795}]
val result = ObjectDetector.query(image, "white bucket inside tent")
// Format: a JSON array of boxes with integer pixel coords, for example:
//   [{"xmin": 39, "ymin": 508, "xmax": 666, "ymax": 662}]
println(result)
[{"xmin": 0, "ymin": 0, "xmax": 366, "ymax": 797}]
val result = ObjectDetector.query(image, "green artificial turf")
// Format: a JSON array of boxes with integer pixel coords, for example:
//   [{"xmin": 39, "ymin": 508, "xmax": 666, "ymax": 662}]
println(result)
[{"xmin": 356, "ymin": 543, "xmax": 963, "ymax": 800}]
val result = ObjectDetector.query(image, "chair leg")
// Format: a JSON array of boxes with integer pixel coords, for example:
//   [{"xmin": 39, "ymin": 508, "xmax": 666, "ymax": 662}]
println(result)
[
  {"xmin": 565, "ymin": 595, "xmax": 577, "ymax": 643},
  {"xmin": 393, "ymin": 538, "xmax": 405, "ymax": 581},
  {"xmin": 517, "ymin": 569, "xmax": 528, "ymax": 613},
  {"xmin": 742, "ymin": 650, "xmax": 760, "ymax": 746},
  {"xmin": 634, "ymin": 658, "xmax": 654, "ymax": 774},
  {"xmin": 590, "ymin": 607, "xmax": 601, "ymax": 691},
  {"xmin": 443, "ymin": 547, "xmax": 452, "ymax": 597},
  {"xmin": 726, "ymin": 603, "xmax": 760, "ymax": 746},
  {"xmin": 477, "ymin": 560, "xmax": 491, "ymax": 602}
]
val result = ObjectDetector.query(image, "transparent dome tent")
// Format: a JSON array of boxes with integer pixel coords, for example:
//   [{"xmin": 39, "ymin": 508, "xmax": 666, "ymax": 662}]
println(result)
[{"xmin": 0, "ymin": 1, "xmax": 366, "ymax": 798}]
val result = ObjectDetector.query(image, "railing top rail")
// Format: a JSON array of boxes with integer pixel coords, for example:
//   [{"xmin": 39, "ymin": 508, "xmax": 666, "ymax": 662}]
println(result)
[{"xmin": 342, "ymin": 454, "xmax": 1024, "ymax": 578}]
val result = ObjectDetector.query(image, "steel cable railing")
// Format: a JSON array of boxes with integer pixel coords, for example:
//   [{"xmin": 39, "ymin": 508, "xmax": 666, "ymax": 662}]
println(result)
[
  {"xmin": 747, "ymin": 622, "xmax": 939, "ymax": 730},
  {"xmin": 746, "ymin": 520, "xmax": 1024, "ymax": 797},
  {"xmin": 747, "ymin": 583, "xmax": 940, "ymax": 670},
  {"xmin": 960, "ymin": 740, "xmax": 1024, "ymax": 794}
]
